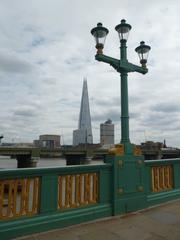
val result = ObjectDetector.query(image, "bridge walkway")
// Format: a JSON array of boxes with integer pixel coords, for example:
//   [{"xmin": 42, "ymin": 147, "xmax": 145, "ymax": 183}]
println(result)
[{"xmin": 16, "ymin": 200, "xmax": 180, "ymax": 240}]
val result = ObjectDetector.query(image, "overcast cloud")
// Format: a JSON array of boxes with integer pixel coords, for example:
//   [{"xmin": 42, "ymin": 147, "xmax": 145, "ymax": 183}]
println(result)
[{"xmin": 0, "ymin": 0, "xmax": 180, "ymax": 147}]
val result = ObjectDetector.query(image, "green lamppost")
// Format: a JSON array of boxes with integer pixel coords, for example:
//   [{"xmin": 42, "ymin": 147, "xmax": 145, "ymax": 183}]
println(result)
[{"xmin": 91, "ymin": 20, "xmax": 151, "ymax": 154}]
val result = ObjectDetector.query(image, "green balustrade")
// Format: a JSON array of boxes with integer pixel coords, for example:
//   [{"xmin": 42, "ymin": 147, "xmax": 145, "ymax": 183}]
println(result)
[
  {"xmin": 1, "ymin": 156, "xmax": 180, "ymax": 239},
  {"xmin": 145, "ymin": 158, "xmax": 180, "ymax": 206},
  {"xmin": 0, "ymin": 164, "xmax": 112, "ymax": 239}
]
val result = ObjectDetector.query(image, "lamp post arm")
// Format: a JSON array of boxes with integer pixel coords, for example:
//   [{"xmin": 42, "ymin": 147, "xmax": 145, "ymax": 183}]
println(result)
[
  {"xmin": 95, "ymin": 54, "xmax": 148, "ymax": 74},
  {"xmin": 120, "ymin": 61, "xmax": 148, "ymax": 74},
  {"xmin": 95, "ymin": 54, "xmax": 120, "ymax": 71}
]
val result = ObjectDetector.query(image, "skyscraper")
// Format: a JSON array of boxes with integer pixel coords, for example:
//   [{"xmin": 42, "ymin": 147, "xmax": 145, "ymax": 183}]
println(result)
[
  {"xmin": 73, "ymin": 79, "xmax": 93, "ymax": 145},
  {"xmin": 100, "ymin": 119, "xmax": 114, "ymax": 147}
]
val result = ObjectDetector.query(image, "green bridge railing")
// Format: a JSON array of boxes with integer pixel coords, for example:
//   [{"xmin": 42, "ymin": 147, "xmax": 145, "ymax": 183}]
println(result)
[
  {"xmin": 1, "ymin": 148, "xmax": 180, "ymax": 239},
  {"xmin": 145, "ymin": 158, "xmax": 180, "ymax": 205},
  {"xmin": 0, "ymin": 163, "xmax": 112, "ymax": 239}
]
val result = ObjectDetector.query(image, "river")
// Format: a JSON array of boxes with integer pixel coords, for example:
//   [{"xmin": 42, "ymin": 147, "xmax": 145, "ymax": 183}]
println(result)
[{"xmin": 0, "ymin": 156, "xmax": 103, "ymax": 169}]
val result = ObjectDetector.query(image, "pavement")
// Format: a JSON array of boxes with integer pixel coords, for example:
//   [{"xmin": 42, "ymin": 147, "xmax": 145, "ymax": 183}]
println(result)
[{"xmin": 16, "ymin": 200, "xmax": 180, "ymax": 240}]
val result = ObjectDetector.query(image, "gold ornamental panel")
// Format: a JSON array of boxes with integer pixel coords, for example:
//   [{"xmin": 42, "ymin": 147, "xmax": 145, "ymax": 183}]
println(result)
[
  {"xmin": 0, "ymin": 177, "xmax": 40, "ymax": 220},
  {"xmin": 151, "ymin": 165, "xmax": 173, "ymax": 192},
  {"xmin": 133, "ymin": 146, "xmax": 142, "ymax": 156},
  {"xmin": 58, "ymin": 173, "xmax": 99, "ymax": 209},
  {"xmin": 108, "ymin": 144, "xmax": 124, "ymax": 156}
]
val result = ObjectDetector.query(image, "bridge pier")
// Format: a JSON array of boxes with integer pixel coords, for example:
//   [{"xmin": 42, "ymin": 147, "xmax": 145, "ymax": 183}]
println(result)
[
  {"xmin": 66, "ymin": 155, "xmax": 85, "ymax": 165},
  {"xmin": 16, "ymin": 155, "xmax": 38, "ymax": 168}
]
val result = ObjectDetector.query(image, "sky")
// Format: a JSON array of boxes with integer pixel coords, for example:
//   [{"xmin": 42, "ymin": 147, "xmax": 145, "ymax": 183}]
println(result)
[{"xmin": 0, "ymin": 0, "xmax": 180, "ymax": 147}]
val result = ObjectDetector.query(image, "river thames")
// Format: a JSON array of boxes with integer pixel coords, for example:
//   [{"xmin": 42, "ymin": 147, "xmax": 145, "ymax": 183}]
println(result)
[
  {"xmin": 0, "ymin": 156, "xmax": 66, "ymax": 169},
  {"xmin": 0, "ymin": 156, "xmax": 103, "ymax": 169}
]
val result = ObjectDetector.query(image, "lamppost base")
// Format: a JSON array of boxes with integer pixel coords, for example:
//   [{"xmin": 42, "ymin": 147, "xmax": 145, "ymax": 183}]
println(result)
[{"xmin": 106, "ymin": 143, "xmax": 146, "ymax": 215}]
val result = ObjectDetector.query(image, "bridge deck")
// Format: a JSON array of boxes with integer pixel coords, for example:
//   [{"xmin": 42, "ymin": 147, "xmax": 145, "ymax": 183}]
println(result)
[{"xmin": 16, "ymin": 200, "xmax": 180, "ymax": 240}]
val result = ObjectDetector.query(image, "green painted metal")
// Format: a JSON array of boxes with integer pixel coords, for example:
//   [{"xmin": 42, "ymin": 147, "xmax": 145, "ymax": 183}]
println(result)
[
  {"xmin": 0, "ymin": 164, "xmax": 112, "ymax": 239},
  {"xmin": 92, "ymin": 21, "xmax": 152, "ymax": 217},
  {"xmin": 95, "ymin": 54, "xmax": 148, "ymax": 74},
  {"xmin": 99, "ymin": 168, "xmax": 112, "ymax": 204},
  {"xmin": 40, "ymin": 174, "xmax": 58, "ymax": 214},
  {"xmin": 93, "ymin": 20, "xmax": 150, "ymax": 147},
  {"xmin": 145, "ymin": 159, "xmax": 180, "ymax": 206},
  {"xmin": 120, "ymin": 39, "xmax": 127, "ymax": 60},
  {"xmin": 95, "ymin": 39, "xmax": 148, "ymax": 146},
  {"xmin": 120, "ymin": 71, "xmax": 129, "ymax": 143},
  {"xmin": 105, "ymin": 151, "xmax": 147, "ymax": 215},
  {"xmin": 1, "ymin": 158, "xmax": 180, "ymax": 239}
]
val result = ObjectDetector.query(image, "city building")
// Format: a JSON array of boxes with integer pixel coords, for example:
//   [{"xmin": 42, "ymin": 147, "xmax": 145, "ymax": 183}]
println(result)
[
  {"xmin": 34, "ymin": 134, "xmax": 61, "ymax": 149},
  {"xmin": 73, "ymin": 79, "xmax": 93, "ymax": 145},
  {"xmin": 100, "ymin": 119, "xmax": 114, "ymax": 147},
  {"xmin": 140, "ymin": 140, "xmax": 180, "ymax": 160},
  {"xmin": 140, "ymin": 141, "xmax": 163, "ymax": 160}
]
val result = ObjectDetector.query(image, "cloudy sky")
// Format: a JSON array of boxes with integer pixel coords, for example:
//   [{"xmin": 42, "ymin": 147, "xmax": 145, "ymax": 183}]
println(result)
[{"xmin": 0, "ymin": 0, "xmax": 180, "ymax": 147}]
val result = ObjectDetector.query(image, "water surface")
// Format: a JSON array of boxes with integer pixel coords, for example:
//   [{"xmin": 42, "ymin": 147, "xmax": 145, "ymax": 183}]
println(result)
[{"xmin": 0, "ymin": 156, "xmax": 103, "ymax": 169}]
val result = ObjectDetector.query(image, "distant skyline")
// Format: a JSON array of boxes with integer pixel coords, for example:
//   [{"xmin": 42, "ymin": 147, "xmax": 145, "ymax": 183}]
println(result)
[{"xmin": 0, "ymin": 1, "xmax": 180, "ymax": 147}]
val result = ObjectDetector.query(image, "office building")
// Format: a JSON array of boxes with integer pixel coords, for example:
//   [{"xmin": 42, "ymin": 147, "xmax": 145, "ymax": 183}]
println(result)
[
  {"xmin": 100, "ymin": 119, "xmax": 114, "ymax": 146},
  {"xmin": 34, "ymin": 134, "xmax": 61, "ymax": 149}
]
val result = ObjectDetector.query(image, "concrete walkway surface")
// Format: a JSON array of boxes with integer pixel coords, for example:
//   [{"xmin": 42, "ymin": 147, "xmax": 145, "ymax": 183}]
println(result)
[{"xmin": 16, "ymin": 200, "xmax": 180, "ymax": 240}]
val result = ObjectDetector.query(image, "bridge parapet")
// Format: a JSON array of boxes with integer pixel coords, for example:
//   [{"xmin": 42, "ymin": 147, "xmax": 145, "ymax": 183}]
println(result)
[
  {"xmin": 0, "ymin": 163, "xmax": 110, "ymax": 239},
  {"xmin": 145, "ymin": 158, "xmax": 180, "ymax": 206},
  {"xmin": 1, "ymin": 155, "xmax": 180, "ymax": 239}
]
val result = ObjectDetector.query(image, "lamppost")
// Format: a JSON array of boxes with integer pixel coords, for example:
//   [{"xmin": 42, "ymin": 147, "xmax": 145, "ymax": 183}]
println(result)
[{"xmin": 91, "ymin": 19, "xmax": 151, "ymax": 153}]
